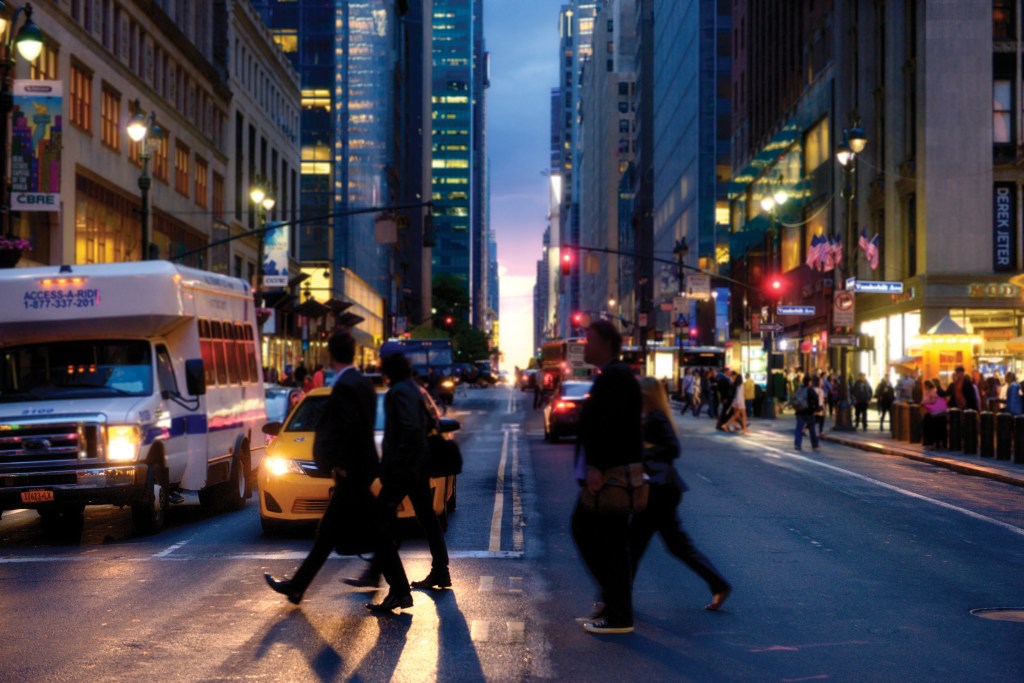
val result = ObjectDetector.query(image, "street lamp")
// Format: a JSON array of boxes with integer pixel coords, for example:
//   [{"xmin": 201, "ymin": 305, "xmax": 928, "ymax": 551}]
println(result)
[
  {"xmin": 250, "ymin": 178, "xmax": 275, "ymax": 307},
  {"xmin": 126, "ymin": 99, "xmax": 163, "ymax": 260},
  {"xmin": 0, "ymin": 2, "xmax": 42, "ymax": 237},
  {"xmin": 832, "ymin": 123, "xmax": 868, "ymax": 431}
]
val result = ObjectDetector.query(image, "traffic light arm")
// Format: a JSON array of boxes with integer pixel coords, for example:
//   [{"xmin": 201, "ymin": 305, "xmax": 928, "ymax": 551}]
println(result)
[{"xmin": 562, "ymin": 243, "xmax": 758, "ymax": 292}]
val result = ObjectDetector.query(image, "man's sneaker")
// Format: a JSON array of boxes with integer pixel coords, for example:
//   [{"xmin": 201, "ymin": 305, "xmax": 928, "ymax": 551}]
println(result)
[
  {"xmin": 582, "ymin": 618, "xmax": 634, "ymax": 635},
  {"xmin": 410, "ymin": 568, "xmax": 452, "ymax": 590},
  {"xmin": 574, "ymin": 602, "xmax": 606, "ymax": 623}
]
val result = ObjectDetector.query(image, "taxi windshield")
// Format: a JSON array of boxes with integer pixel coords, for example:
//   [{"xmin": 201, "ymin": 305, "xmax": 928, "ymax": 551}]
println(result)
[
  {"xmin": 285, "ymin": 395, "xmax": 329, "ymax": 432},
  {"xmin": 0, "ymin": 340, "xmax": 153, "ymax": 402}
]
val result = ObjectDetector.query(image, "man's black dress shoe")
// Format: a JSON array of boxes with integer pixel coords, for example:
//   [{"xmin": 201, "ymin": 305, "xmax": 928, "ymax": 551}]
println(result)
[
  {"xmin": 410, "ymin": 568, "xmax": 452, "ymax": 590},
  {"xmin": 264, "ymin": 573, "xmax": 303, "ymax": 605},
  {"xmin": 342, "ymin": 573, "xmax": 381, "ymax": 590},
  {"xmin": 366, "ymin": 592, "xmax": 414, "ymax": 614}
]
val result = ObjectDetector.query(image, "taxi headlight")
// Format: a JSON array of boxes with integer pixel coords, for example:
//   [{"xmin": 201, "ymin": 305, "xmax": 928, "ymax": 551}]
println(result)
[
  {"xmin": 107, "ymin": 425, "xmax": 142, "ymax": 462},
  {"xmin": 441, "ymin": 380, "xmax": 455, "ymax": 389},
  {"xmin": 264, "ymin": 455, "xmax": 305, "ymax": 477}
]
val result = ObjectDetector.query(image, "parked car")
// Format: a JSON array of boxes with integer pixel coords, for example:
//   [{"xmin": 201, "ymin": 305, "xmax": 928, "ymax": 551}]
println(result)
[
  {"xmin": 258, "ymin": 386, "xmax": 459, "ymax": 534},
  {"xmin": 543, "ymin": 380, "xmax": 593, "ymax": 442}
]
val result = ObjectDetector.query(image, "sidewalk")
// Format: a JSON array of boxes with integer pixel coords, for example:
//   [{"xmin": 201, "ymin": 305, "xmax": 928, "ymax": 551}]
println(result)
[{"xmin": 672, "ymin": 401, "xmax": 1024, "ymax": 489}]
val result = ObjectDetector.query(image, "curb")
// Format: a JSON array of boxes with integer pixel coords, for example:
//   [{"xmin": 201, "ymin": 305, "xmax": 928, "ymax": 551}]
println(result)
[{"xmin": 821, "ymin": 433, "xmax": 1024, "ymax": 489}]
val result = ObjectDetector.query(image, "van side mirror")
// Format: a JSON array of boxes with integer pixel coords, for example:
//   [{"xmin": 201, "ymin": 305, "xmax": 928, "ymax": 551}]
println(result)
[{"xmin": 185, "ymin": 359, "xmax": 207, "ymax": 396}]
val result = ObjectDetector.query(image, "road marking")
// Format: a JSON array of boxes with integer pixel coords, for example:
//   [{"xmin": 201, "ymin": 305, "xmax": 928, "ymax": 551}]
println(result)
[
  {"xmin": 0, "ymin": 549, "xmax": 525, "ymax": 564},
  {"xmin": 479, "ymin": 575, "xmax": 494, "ymax": 591},
  {"xmin": 489, "ymin": 428, "xmax": 511, "ymax": 552},
  {"xmin": 511, "ymin": 428, "xmax": 524, "ymax": 553},
  {"xmin": 507, "ymin": 390, "xmax": 516, "ymax": 414},
  {"xmin": 508, "ymin": 576, "xmax": 523, "ymax": 593},
  {"xmin": 507, "ymin": 621, "xmax": 525, "ymax": 643},
  {"xmin": 756, "ymin": 443, "xmax": 1024, "ymax": 538},
  {"xmin": 153, "ymin": 538, "xmax": 191, "ymax": 558},
  {"xmin": 470, "ymin": 620, "xmax": 491, "ymax": 642}
]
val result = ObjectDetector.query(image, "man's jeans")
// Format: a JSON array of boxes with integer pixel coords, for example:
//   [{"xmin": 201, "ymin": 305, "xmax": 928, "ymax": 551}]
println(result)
[{"xmin": 795, "ymin": 414, "xmax": 819, "ymax": 449}]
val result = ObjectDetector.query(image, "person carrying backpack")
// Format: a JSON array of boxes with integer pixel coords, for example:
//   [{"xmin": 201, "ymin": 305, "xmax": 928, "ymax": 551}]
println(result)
[
  {"xmin": 791, "ymin": 375, "xmax": 820, "ymax": 451},
  {"xmin": 875, "ymin": 376, "xmax": 895, "ymax": 430},
  {"xmin": 851, "ymin": 373, "xmax": 874, "ymax": 430}
]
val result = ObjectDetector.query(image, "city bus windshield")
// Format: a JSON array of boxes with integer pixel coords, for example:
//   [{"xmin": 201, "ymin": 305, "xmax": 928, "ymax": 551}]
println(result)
[{"xmin": 0, "ymin": 340, "xmax": 153, "ymax": 402}]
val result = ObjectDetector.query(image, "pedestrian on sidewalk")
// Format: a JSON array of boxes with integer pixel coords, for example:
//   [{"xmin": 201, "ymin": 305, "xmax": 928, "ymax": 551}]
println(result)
[
  {"xmin": 723, "ymin": 373, "xmax": 749, "ymax": 434},
  {"xmin": 715, "ymin": 368, "xmax": 735, "ymax": 431},
  {"xmin": 681, "ymin": 368, "xmax": 697, "ymax": 415},
  {"xmin": 792, "ymin": 375, "xmax": 820, "ymax": 451},
  {"xmin": 812, "ymin": 376, "xmax": 826, "ymax": 433},
  {"xmin": 921, "ymin": 380, "xmax": 949, "ymax": 449},
  {"xmin": 875, "ymin": 376, "xmax": 894, "ymax": 430},
  {"xmin": 1005, "ymin": 372, "xmax": 1022, "ymax": 416},
  {"xmin": 852, "ymin": 373, "xmax": 873, "ymax": 430},
  {"xmin": 629, "ymin": 377, "xmax": 732, "ymax": 611},
  {"xmin": 572, "ymin": 320, "xmax": 642, "ymax": 635},
  {"xmin": 743, "ymin": 373, "xmax": 756, "ymax": 419},
  {"xmin": 264, "ymin": 332, "xmax": 412, "ymax": 613}
]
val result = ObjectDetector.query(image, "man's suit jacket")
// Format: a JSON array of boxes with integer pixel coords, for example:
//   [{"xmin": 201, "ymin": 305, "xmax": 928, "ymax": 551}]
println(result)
[
  {"xmin": 312, "ymin": 367, "xmax": 379, "ymax": 485},
  {"xmin": 578, "ymin": 360, "xmax": 643, "ymax": 471},
  {"xmin": 381, "ymin": 377, "xmax": 431, "ymax": 482}
]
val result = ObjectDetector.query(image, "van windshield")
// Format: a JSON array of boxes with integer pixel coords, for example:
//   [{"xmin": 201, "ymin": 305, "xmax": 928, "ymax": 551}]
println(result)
[{"xmin": 0, "ymin": 340, "xmax": 153, "ymax": 402}]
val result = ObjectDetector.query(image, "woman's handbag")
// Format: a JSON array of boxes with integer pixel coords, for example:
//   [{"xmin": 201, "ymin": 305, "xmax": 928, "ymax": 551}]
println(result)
[
  {"xmin": 427, "ymin": 433, "xmax": 463, "ymax": 477},
  {"xmin": 579, "ymin": 463, "xmax": 650, "ymax": 515}
]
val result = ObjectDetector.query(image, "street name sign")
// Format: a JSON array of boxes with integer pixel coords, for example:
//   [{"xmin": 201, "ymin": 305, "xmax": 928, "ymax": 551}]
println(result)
[
  {"xmin": 777, "ymin": 305, "xmax": 816, "ymax": 316},
  {"xmin": 830, "ymin": 334, "xmax": 859, "ymax": 347},
  {"xmin": 848, "ymin": 279, "xmax": 904, "ymax": 294}
]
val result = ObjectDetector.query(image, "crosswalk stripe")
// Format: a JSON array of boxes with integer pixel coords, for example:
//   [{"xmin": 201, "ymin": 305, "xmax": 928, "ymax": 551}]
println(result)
[
  {"xmin": 507, "ymin": 621, "xmax": 525, "ymax": 643},
  {"xmin": 470, "ymin": 620, "xmax": 490, "ymax": 642},
  {"xmin": 478, "ymin": 575, "xmax": 494, "ymax": 591}
]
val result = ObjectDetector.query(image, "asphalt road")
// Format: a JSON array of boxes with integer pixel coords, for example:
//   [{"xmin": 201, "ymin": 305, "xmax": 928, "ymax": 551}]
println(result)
[{"xmin": 1, "ymin": 385, "xmax": 1023, "ymax": 681}]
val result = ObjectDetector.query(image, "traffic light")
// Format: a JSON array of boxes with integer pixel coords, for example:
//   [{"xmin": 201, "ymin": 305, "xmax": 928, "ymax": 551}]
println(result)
[
  {"xmin": 689, "ymin": 326, "xmax": 698, "ymax": 339},
  {"xmin": 767, "ymin": 276, "xmax": 784, "ymax": 298},
  {"xmin": 561, "ymin": 251, "xmax": 572, "ymax": 277},
  {"xmin": 444, "ymin": 315, "xmax": 453, "ymax": 326},
  {"xmin": 572, "ymin": 311, "xmax": 583, "ymax": 326}
]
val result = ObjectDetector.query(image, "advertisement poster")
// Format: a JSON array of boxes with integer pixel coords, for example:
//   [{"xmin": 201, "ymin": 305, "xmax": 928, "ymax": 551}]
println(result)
[
  {"xmin": 10, "ymin": 80, "xmax": 61, "ymax": 212},
  {"xmin": 263, "ymin": 222, "xmax": 289, "ymax": 289}
]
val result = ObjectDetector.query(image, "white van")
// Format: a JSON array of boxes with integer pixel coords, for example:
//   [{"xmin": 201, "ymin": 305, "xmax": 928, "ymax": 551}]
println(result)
[{"xmin": 0, "ymin": 261, "xmax": 266, "ymax": 536}]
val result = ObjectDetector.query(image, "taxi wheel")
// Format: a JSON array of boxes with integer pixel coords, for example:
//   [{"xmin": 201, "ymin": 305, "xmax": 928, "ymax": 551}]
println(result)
[{"xmin": 131, "ymin": 461, "xmax": 169, "ymax": 534}]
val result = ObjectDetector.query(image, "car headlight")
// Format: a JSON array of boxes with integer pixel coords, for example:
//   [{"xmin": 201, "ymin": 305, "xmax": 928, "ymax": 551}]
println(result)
[
  {"xmin": 263, "ymin": 455, "xmax": 305, "ymax": 477},
  {"xmin": 441, "ymin": 380, "xmax": 455, "ymax": 389},
  {"xmin": 107, "ymin": 425, "xmax": 142, "ymax": 462}
]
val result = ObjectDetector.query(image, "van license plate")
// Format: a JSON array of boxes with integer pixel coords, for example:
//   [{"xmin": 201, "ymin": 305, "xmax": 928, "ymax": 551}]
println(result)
[{"xmin": 21, "ymin": 489, "xmax": 54, "ymax": 503}]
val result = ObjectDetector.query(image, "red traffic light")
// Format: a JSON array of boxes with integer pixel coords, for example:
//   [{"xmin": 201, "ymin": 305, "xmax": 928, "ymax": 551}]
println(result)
[
  {"xmin": 770, "ymin": 278, "xmax": 782, "ymax": 291},
  {"xmin": 689, "ymin": 327, "xmax": 698, "ymax": 338},
  {"xmin": 572, "ymin": 311, "xmax": 583, "ymax": 325},
  {"xmin": 444, "ymin": 316, "xmax": 453, "ymax": 325},
  {"xmin": 561, "ymin": 251, "xmax": 572, "ymax": 276}
]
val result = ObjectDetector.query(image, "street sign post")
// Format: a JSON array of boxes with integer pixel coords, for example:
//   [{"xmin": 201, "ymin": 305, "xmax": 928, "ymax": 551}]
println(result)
[
  {"xmin": 776, "ymin": 305, "xmax": 816, "ymax": 316},
  {"xmin": 685, "ymin": 273, "xmax": 711, "ymax": 300},
  {"xmin": 833, "ymin": 290, "xmax": 855, "ymax": 328},
  {"xmin": 759, "ymin": 323, "xmax": 783, "ymax": 333},
  {"xmin": 830, "ymin": 334, "xmax": 859, "ymax": 347},
  {"xmin": 847, "ymin": 278, "xmax": 904, "ymax": 294}
]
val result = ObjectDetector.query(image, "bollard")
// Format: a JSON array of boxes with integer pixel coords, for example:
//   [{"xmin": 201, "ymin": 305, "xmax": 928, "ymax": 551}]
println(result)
[
  {"xmin": 890, "ymin": 403, "xmax": 897, "ymax": 440},
  {"xmin": 1014, "ymin": 415, "xmax": 1024, "ymax": 465},
  {"xmin": 934, "ymin": 411, "xmax": 948, "ymax": 449},
  {"xmin": 896, "ymin": 403, "xmax": 910, "ymax": 442},
  {"xmin": 948, "ymin": 408, "xmax": 962, "ymax": 451},
  {"xmin": 763, "ymin": 396, "xmax": 776, "ymax": 420},
  {"xmin": 908, "ymin": 404, "xmax": 922, "ymax": 443},
  {"xmin": 979, "ymin": 411, "xmax": 994, "ymax": 458},
  {"xmin": 962, "ymin": 409, "xmax": 978, "ymax": 456},
  {"xmin": 996, "ymin": 412, "xmax": 1012, "ymax": 461},
  {"xmin": 922, "ymin": 410, "xmax": 935, "ymax": 447}
]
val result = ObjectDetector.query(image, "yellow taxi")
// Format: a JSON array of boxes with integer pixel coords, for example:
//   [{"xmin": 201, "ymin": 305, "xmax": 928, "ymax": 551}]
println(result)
[{"xmin": 258, "ymin": 386, "xmax": 459, "ymax": 534}]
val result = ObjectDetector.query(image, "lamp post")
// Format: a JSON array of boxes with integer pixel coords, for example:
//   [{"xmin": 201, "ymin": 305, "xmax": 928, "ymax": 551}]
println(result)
[
  {"xmin": 0, "ymin": 2, "xmax": 42, "ymax": 237},
  {"xmin": 126, "ymin": 100, "xmax": 163, "ymax": 260},
  {"xmin": 759, "ymin": 176, "xmax": 788, "ymax": 418},
  {"xmin": 249, "ymin": 178, "xmax": 275, "ymax": 308},
  {"xmin": 832, "ymin": 123, "xmax": 867, "ymax": 431}
]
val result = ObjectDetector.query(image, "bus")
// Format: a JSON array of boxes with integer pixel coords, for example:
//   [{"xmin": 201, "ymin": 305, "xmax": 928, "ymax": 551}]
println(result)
[
  {"xmin": 389, "ymin": 338, "xmax": 455, "ymax": 375},
  {"xmin": 540, "ymin": 338, "xmax": 595, "ymax": 381}
]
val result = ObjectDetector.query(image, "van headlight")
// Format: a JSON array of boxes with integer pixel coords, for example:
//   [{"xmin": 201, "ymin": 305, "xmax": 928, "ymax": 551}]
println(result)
[
  {"xmin": 264, "ymin": 456, "xmax": 305, "ymax": 477},
  {"xmin": 107, "ymin": 425, "xmax": 142, "ymax": 462}
]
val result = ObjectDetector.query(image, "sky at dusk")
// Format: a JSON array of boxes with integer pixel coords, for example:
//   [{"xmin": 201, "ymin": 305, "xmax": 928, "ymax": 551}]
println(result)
[{"xmin": 485, "ymin": 0, "xmax": 560, "ymax": 369}]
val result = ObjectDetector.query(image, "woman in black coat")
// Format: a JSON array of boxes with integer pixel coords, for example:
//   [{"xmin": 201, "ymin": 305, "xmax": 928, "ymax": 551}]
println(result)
[{"xmin": 628, "ymin": 377, "xmax": 732, "ymax": 611}]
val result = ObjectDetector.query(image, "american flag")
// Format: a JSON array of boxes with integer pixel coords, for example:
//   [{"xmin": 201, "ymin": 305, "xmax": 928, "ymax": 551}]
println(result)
[
  {"xmin": 806, "ymin": 233, "xmax": 828, "ymax": 270},
  {"xmin": 824, "ymin": 234, "xmax": 843, "ymax": 270},
  {"xmin": 858, "ymin": 228, "xmax": 880, "ymax": 270}
]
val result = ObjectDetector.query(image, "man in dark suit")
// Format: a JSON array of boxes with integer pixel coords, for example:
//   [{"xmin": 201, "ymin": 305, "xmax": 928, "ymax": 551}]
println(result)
[
  {"xmin": 265, "ymin": 332, "xmax": 412, "ymax": 613},
  {"xmin": 573, "ymin": 320, "xmax": 643, "ymax": 635},
  {"xmin": 715, "ymin": 368, "xmax": 735, "ymax": 431}
]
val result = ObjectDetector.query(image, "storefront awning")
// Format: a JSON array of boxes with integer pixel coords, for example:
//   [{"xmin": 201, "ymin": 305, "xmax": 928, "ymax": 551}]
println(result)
[{"xmin": 293, "ymin": 299, "xmax": 331, "ymax": 318}]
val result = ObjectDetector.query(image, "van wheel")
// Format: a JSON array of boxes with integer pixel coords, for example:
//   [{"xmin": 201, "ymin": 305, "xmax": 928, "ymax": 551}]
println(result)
[
  {"xmin": 39, "ymin": 505, "xmax": 85, "ymax": 543},
  {"xmin": 131, "ymin": 461, "xmax": 169, "ymax": 534},
  {"xmin": 222, "ymin": 448, "xmax": 249, "ymax": 512}
]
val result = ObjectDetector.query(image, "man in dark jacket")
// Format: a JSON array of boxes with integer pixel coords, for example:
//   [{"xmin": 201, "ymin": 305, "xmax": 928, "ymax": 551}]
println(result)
[
  {"xmin": 851, "ymin": 373, "xmax": 873, "ymax": 430},
  {"xmin": 573, "ymin": 320, "xmax": 643, "ymax": 635},
  {"xmin": 264, "ymin": 332, "xmax": 411, "ymax": 612},
  {"xmin": 364, "ymin": 342, "xmax": 451, "ymax": 595},
  {"xmin": 715, "ymin": 368, "xmax": 735, "ymax": 431}
]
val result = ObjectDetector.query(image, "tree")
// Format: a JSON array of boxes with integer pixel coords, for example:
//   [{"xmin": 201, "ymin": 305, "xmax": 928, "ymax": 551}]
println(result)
[{"xmin": 432, "ymin": 274, "xmax": 469, "ymax": 328}]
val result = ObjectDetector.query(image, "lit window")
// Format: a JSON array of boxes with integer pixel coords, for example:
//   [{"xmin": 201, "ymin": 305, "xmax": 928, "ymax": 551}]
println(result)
[
  {"xmin": 70, "ymin": 63, "xmax": 93, "ymax": 132},
  {"xmin": 101, "ymin": 87, "xmax": 120, "ymax": 150}
]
